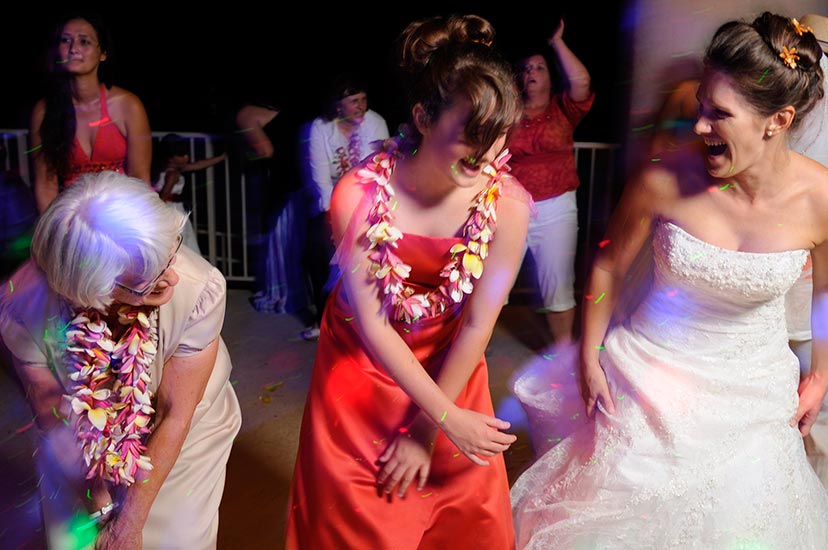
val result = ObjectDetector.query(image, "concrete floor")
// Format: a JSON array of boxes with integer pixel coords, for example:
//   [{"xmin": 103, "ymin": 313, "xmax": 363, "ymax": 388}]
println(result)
[
  {"xmin": 0, "ymin": 288, "xmax": 548, "ymax": 550},
  {"xmin": 3, "ymin": 286, "xmax": 826, "ymax": 549}
]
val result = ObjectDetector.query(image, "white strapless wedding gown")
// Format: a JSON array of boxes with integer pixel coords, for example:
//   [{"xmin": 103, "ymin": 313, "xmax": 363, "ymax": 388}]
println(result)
[{"xmin": 510, "ymin": 220, "xmax": 828, "ymax": 549}]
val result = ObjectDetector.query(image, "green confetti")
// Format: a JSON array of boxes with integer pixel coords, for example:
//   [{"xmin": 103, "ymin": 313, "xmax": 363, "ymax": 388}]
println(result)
[
  {"xmin": 439, "ymin": 410, "xmax": 447, "ymax": 423},
  {"xmin": 594, "ymin": 292, "xmax": 606, "ymax": 304}
]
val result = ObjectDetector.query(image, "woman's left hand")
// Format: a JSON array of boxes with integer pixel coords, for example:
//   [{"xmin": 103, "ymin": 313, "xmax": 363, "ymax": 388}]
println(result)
[
  {"xmin": 95, "ymin": 517, "xmax": 142, "ymax": 550},
  {"xmin": 792, "ymin": 372, "xmax": 828, "ymax": 437},
  {"xmin": 376, "ymin": 431, "xmax": 434, "ymax": 498},
  {"xmin": 548, "ymin": 19, "xmax": 565, "ymax": 46}
]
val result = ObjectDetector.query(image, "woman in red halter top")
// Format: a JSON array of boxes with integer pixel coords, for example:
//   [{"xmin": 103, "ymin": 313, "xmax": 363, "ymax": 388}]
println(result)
[{"xmin": 30, "ymin": 12, "xmax": 151, "ymax": 213}]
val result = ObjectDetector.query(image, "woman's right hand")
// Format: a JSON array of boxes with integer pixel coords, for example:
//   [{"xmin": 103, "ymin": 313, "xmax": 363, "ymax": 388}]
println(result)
[
  {"xmin": 440, "ymin": 407, "xmax": 516, "ymax": 466},
  {"xmin": 579, "ymin": 355, "xmax": 616, "ymax": 417}
]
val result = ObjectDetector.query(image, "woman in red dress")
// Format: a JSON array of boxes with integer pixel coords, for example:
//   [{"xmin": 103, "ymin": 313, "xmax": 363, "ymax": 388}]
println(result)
[
  {"xmin": 30, "ymin": 12, "xmax": 151, "ymax": 213},
  {"xmin": 285, "ymin": 14, "xmax": 531, "ymax": 550}
]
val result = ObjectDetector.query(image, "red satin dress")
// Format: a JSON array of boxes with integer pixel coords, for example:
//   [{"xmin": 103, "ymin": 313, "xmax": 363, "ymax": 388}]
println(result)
[
  {"xmin": 285, "ymin": 232, "xmax": 515, "ymax": 549},
  {"xmin": 63, "ymin": 83, "xmax": 127, "ymax": 185}
]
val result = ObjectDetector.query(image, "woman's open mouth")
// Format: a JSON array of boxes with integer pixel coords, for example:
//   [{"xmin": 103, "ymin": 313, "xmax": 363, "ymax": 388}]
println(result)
[{"xmin": 704, "ymin": 139, "xmax": 728, "ymax": 156}]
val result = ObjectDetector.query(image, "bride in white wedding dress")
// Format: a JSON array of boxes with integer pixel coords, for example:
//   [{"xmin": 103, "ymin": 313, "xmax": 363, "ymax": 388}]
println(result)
[{"xmin": 511, "ymin": 12, "xmax": 828, "ymax": 549}]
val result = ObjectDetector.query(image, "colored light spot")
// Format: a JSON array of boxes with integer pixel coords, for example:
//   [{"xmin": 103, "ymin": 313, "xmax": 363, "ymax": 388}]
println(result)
[
  {"xmin": 66, "ymin": 512, "xmax": 99, "ymax": 548},
  {"xmin": 345, "ymin": 316, "xmax": 355, "ymax": 322},
  {"xmin": 398, "ymin": 427, "xmax": 408, "ymax": 434},
  {"xmin": 666, "ymin": 289, "xmax": 678, "ymax": 297},
  {"xmin": 549, "ymin": 383, "xmax": 562, "ymax": 388},
  {"xmin": 439, "ymin": 410, "xmax": 447, "ymax": 423},
  {"xmin": 650, "ymin": 157, "xmax": 661, "ymax": 162},
  {"xmin": 594, "ymin": 292, "xmax": 606, "ymax": 304},
  {"xmin": 15, "ymin": 422, "xmax": 34, "ymax": 434},
  {"xmin": 263, "ymin": 382, "xmax": 284, "ymax": 391},
  {"xmin": 595, "ymin": 345, "xmax": 605, "ymax": 351},
  {"xmin": 598, "ymin": 239, "xmax": 611, "ymax": 248},
  {"xmin": 452, "ymin": 452, "xmax": 460, "ymax": 458},
  {"xmin": 88, "ymin": 116, "xmax": 111, "ymax": 128},
  {"xmin": 542, "ymin": 354, "xmax": 558, "ymax": 360},
  {"xmin": 719, "ymin": 183, "xmax": 730, "ymax": 191},
  {"xmin": 372, "ymin": 439, "xmax": 386, "ymax": 446},
  {"xmin": 758, "ymin": 68, "xmax": 769, "ymax": 83},
  {"xmin": 420, "ymin": 492, "xmax": 433, "ymax": 498},
  {"xmin": 670, "ymin": 50, "xmax": 695, "ymax": 58},
  {"xmin": 7, "ymin": 280, "xmax": 13, "ymax": 293},
  {"xmin": 24, "ymin": 144, "xmax": 42, "ymax": 154},
  {"xmin": 690, "ymin": 254, "xmax": 704, "ymax": 262},
  {"xmin": 632, "ymin": 123, "xmax": 655, "ymax": 133},
  {"xmin": 617, "ymin": 395, "xmax": 625, "ymax": 401}
]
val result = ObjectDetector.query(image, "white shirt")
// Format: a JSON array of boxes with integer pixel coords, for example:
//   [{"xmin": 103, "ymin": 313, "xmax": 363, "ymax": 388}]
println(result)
[{"xmin": 308, "ymin": 109, "xmax": 389, "ymax": 213}]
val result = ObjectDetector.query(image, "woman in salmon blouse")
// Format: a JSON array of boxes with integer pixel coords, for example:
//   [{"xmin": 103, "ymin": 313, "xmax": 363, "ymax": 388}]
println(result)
[
  {"xmin": 507, "ymin": 19, "xmax": 593, "ymax": 347},
  {"xmin": 30, "ymin": 11, "xmax": 151, "ymax": 213}
]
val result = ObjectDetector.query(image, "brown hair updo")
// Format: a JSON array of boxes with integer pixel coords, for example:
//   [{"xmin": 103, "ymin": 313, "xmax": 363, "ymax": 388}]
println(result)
[
  {"xmin": 395, "ymin": 14, "xmax": 522, "ymax": 161},
  {"xmin": 704, "ymin": 11, "xmax": 824, "ymax": 130}
]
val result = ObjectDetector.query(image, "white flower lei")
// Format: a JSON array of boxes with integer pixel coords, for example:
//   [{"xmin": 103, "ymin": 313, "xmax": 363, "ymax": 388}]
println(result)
[
  {"xmin": 359, "ymin": 149, "xmax": 511, "ymax": 323},
  {"xmin": 64, "ymin": 305, "xmax": 157, "ymax": 485}
]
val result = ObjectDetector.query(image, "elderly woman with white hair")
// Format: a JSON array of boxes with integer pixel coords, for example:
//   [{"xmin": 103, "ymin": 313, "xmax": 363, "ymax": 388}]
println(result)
[{"xmin": 0, "ymin": 171, "xmax": 241, "ymax": 549}]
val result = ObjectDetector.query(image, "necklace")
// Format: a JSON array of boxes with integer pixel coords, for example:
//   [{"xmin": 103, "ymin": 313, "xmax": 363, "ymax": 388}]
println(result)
[
  {"xmin": 65, "ymin": 305, "xmax": 158, "ymax": 486},
  {"xmin": 360, "ymin": 149, "xmax": 511, "ymax": 323}
]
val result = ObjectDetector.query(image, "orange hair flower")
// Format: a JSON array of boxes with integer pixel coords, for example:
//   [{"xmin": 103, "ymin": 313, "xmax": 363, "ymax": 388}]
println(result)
[
  {"xmin": 779, "ymin": 46, "xmax": 800, "ymax": 69},
  {"xmin": 791, "ymin": 18, "xmax": 813, "ymax": 36}
]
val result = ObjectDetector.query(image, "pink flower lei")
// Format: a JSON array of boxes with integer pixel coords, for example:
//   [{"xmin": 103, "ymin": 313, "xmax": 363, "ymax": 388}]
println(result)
[
  {"xmin": 64, "ymin": 305, "xmax": 158, "ymax": 486},
  {"xmin": 359, "ymin": 149, "xmax": 512, "ymax": 323}
]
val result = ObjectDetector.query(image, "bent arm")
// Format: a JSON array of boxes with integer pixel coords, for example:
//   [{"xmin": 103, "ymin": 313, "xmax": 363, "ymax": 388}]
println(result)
[
  {"xmin": 183, "ymin": 153, "xmax": 226, "ymax": 172},
  {"xmin": 103, "ymin": 338, "xmax": 219, "ymax": 540},
  {"xmin": 580, "ymin": 168, "xmax": 668, "ymax": 366},
  {"xmin": 426, "ymin": 195, "xmax": 529, "ymax": 410},
  {"xmin": 30, "ymin": 100, "xmax": 59, "ymax": 213},
  {"xmin": 235, "ymin": 104, "xmax": 277, "ymax": 159},
  {"xmin": 331, "ymin": 174, "xmax": 470, "ymax": 427},
  {"xmin": 123, "ymin": 94, "xmax": 152, "ymax": 183},
  {"xmin": 158, "ymin": 170, "xmax": 180, "ymax": 201},
  {"xmin": 11, "ymin": 354, "xmax": 113, "ymax": 511},
  {"xmin": 798, "ymin": 239, "xmax": 828, "ymax": 435},
  {"xmin": 548, "ymin": 21, "xmax": 591, "ymax": 102}
]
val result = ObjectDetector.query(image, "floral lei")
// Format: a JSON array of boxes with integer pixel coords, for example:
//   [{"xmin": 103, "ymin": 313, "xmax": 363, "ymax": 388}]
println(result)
[
  {"xmin": 360, "ymin": 149, "xmax": 511, "ymax": 323},
  {"xmin": 64, "ymin": 305, "xmax": 157, "ymax": 485}
]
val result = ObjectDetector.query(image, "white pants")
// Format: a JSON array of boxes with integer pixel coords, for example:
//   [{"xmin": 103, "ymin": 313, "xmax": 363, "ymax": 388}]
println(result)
[{"xmin": 522, "ymin": 191, "xmax": 578, "ymax": 312}]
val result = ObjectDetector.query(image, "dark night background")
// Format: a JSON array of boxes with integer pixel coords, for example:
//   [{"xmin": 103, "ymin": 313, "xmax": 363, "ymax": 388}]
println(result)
[{"xmin": 2, "ymin": 2, "xmax": 632, "ymax": 146}]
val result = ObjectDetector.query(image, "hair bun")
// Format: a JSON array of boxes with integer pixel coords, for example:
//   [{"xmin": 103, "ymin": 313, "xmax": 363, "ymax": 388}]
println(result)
[{"xmin": 397, "ymin": 14, "xmax": 496, "ymax": 73}]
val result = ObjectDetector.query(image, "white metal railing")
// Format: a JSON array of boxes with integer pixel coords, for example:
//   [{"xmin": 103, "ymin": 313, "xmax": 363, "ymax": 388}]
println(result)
[{"xmin": 2, "ymin": 129, "xmax": 621, "ymax": 286}]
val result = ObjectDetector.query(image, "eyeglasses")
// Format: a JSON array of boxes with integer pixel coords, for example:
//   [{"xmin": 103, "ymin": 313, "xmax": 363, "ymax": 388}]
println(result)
[{"xmin": 115, "ymin": 235, "xmax": 183, "ymax": 297}]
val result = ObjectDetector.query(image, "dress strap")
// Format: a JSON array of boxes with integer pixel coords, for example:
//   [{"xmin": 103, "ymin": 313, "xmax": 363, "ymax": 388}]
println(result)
[{"xmin": 99, "ymin": 83, "xmax": 110, "ymax": 118}]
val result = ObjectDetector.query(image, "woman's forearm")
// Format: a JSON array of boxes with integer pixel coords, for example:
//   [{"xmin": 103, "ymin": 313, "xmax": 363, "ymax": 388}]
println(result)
[{"xmin": 110, "ymin": 414, "xmax": 192, "ymax": 532}]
